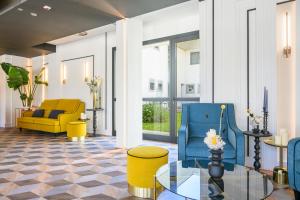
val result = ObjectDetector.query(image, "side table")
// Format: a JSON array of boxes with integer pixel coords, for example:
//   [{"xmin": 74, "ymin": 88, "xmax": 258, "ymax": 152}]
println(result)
[
  {"xmin": 243, "ymin": 131, "xmax": 272, "ymax": 171},
  {"xmin": 264, "ymin": 139, "xmax": 288, "ymax": 187},
  {"xmin": 86, "ymin": 108, "xmax": 104, "ymax": 137}
]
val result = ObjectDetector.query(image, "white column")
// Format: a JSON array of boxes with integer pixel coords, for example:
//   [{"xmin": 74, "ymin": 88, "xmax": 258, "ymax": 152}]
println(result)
[
  {"xmin": 296, "ymin": 0, "xmax": 300, "ymax": 137},
  {"xmin": 115, "ymin": 18, "xmax": 143, "ymax": 148},
  {"xmin": 0, "ymin": 55, "xmax": 6, "ymax": 127}
]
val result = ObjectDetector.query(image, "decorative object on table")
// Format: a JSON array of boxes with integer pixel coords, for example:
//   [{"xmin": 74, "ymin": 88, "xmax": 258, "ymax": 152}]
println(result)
[
  {"xmin": 86, "ymin": 76, "xmax": 102, "ymax": 109},
  {"xmin": 262, "ymin": 87, "xmax": 269, "ymax": 134},
  {"xmin": 204, "ymin": 105, "xmax": 226, "ymax": 180},
  {"xmin": 86, "ymin": 108, "xmax": 104, "ymax": 137},
  {"xmin": 243, "ymin": 131, "xmax": 272, "ymax": 171},
  {"xmin": 1, "ymin": 62, "xmax": 48, "ymax": 109},
  {"xmin": 80, "ymin": 113, "xmax": 87, "ymax": 120},
  {"xmin": 246, "ymin": 109, "xmax": 262, "ymax": 133},
  {"xmin": 264, "ymin": 138, "xmax": 288, "ymax": 188}
]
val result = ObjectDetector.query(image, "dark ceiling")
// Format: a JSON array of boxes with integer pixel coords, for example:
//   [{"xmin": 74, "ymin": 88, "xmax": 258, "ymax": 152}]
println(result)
[{"xmin": 0, "ymin": 0, "xmax": 190, "ymax": 58}]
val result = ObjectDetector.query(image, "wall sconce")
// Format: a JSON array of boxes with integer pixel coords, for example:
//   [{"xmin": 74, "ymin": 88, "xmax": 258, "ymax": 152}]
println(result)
[
  {"xmin": 84, "ymin": 61, "xmax": 89, "ymax": 82},
  {"xmin": 62, "ymin": 63, "xmax": 67, "ymax": 84},
  {"xmin": 283, "ymin": 12, "xmax": 291, "ymax": 58}
]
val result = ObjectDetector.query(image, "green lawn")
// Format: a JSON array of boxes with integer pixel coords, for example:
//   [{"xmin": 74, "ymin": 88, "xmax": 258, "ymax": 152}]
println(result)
[{"xmin": 143, "ymin": 112, "xmax": 182, "ymax": 133}]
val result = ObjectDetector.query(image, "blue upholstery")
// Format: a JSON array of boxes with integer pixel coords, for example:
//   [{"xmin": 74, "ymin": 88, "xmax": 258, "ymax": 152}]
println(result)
[
  {"xmin": 178, "ymin": 103, "xmax": 245, "ymax": 165},
  {"xmin": 288, "ymin": 138, "xmax": 300, "ymax": 192}
]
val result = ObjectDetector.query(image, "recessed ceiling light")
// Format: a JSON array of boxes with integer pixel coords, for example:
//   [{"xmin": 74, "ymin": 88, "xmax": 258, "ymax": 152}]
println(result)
[
  {"xmin": 30, "ymin": 12, "xmax": 38, "ymax": 17},
  {"xmin": 43, "ymin": 5, "xmax": 51, "ymax": 11},
  {"xmin": 78, "ymin": 32, "xmax": 88, "ymax": 36},
  {"xmin": 17, "ymin": 8, "xmax": 23, "ymax": 11}
]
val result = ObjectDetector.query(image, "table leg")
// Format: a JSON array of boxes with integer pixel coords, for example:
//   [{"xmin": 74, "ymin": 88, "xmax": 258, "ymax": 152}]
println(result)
[
  {"xmin": 153, "ymin": 175, "xmax": 157, "ymax": 200},
  {"xmin": 279, "ymin": 147, "xmax": 283, "ymax": 168},
  {"xmin": 254, "ymin": 136, "xmax": 261, "ymax": 171},
  {"xmin": 93, "ymin": 110, "xmax": 97, "ymax": 137}
]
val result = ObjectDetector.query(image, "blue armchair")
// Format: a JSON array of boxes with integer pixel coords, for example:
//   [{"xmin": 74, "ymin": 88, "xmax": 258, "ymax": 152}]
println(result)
[
  {"xmin": 178, "ymin": 103, "xmax": 245, "ymax": 165},
  {"xmin": 288, "ymin": 138, "xmax": 300, "ymax": 199}
]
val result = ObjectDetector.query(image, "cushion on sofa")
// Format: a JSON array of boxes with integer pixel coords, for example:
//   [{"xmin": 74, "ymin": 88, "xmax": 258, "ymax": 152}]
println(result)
[
  {"xmin": 48, "ymin": 110, "xmax": 65, "ymax": 119},
  {"xmin": 55, "ymin": 99, "xmax": 80, "ymax": 114},
  {"xmin": 186, "ymin": 137, "xmax": 236, "ymax": 159},
  {"xmin": 32, "ymin": 109, "xmax": 45, "ymax": 117},
  {"xmin": 34, "ymin": 118, "xmax": 59, "ymax": 126}
]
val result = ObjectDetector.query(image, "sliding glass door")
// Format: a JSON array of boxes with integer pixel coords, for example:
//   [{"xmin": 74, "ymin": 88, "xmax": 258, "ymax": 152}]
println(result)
[{"xmin": 142, "ymin": 31, "xmax": 200, "ymax": 143}]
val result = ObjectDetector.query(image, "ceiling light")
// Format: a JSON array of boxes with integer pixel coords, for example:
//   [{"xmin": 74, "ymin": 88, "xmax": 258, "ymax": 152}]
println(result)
[
  {"xmin": 30, "ymin": 12, "xmax": 37, "ymax": 17},
  {"xmin": 78, "ymin": 32, "xmax": 88, "ymax": 36},
  {"xmin": 17, "ymin": 8, "xmax": 23, "ymax": 11},
  {"xmin": 43, "ymin": 5, "xmax": 51, "ymax": 11}
]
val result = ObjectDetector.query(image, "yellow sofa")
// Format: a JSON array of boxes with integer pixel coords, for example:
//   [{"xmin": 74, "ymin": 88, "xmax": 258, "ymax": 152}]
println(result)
[{"xmin": 17, "ymin": 99, "xmax": 85, "ymax": 133}]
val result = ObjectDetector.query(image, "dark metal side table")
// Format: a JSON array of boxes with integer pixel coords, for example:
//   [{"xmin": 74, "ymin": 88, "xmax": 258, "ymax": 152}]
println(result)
[
  {"xmin": 243, "ymin": 131, "xmax": 272, "ymax": 171},
  {"xmin": 86, "ymin": 108, "xmax": 104, "ymax": 137}
]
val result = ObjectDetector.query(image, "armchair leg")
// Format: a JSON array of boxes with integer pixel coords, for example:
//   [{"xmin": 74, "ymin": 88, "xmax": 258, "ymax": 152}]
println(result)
[
  {"xmin": 294, "ymin": 189, "xmax": 300, "ymax": 200},
  {"xmin": 19, "ymin": 128, "xmax": 22, "ymax": 132}
]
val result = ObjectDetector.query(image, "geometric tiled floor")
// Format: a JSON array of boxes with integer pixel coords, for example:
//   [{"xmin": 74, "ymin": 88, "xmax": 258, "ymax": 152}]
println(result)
[{"xmin": 0, "ymin": 128, "xmax": 294, "ymax": 200}]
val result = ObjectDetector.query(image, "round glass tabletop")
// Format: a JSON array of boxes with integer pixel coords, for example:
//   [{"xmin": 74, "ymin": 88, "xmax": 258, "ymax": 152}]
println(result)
[{"xmin": 156, "ymin": 160, "xmax": 273, "ymax": 200}]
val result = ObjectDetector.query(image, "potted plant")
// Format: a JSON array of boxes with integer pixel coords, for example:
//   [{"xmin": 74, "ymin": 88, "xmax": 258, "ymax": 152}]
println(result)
[{"xmin": 1, "ymin": 62, "xmax": 48, "ymax": 109}]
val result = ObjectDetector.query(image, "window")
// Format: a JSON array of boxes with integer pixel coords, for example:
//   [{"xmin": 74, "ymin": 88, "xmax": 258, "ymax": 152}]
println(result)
[
  {"xmin": 186, "ymin": 84, "xmax": 195, "ymax": 94},
  {"xmin": 157, "ymin": 81, "xmax": 163, "ymax": 92},
  {"xmin": 190, "ymin": 51, "xmax": 200, "ymax": 65},
  {"xmin": 149, "ymin": 79, "xmax": 155, "ymax": 91}
]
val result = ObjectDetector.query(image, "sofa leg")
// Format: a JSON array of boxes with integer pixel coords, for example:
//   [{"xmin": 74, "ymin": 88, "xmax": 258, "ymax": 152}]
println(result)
[
  {"xmin": 294, "ymin": 190, "xmax": 300, "ymax": 200},
  {"xmin": 19, "ymin": 128, "xmax": 22, "ymax": 132}
]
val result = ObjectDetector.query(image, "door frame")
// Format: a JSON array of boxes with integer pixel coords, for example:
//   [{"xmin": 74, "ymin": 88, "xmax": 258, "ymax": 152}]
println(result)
[
  {"xmin": 112, "ymin": 47, "xmax": 116, "ymax": 136},
  {"xmin": 142, "ymin": 31, "xmax": 200, "ymax": 143}
]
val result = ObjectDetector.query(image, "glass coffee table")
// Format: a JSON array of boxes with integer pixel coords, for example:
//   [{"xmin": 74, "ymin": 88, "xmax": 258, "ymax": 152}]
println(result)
[{"xmin": 154, "ymin": 160, "xmax": 273, "ymax": 200}]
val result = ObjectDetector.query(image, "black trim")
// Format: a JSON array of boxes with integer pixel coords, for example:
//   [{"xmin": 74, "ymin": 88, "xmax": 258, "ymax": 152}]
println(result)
[
  {"xmin": 105, "ymin": 32, "xmax": 108, "ymax": 129},
  {"xmin": 277, "ymin": 0, "xmax": 296, "ymax": 5},
  {"xmin": 112, "ymin": 47, "xmax": 116, "ymax": 137},
  {"xmin": 212, "ymin": 0, "xmax": 215, "ymax": 103},
  {"xmin": 127, "ymin": 149, "xmax": 169, "ymax": 159},
  {"xmin": 246, "ymin": 8, "xmax": 256, "ymax": 156},
  {"xmin": 61, "ymin": 55, "xmax": 95, "ymax": 77}
]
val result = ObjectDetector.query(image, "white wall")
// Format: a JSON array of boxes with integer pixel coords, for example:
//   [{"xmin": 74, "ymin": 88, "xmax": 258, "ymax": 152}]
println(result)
[{"xmin": 32, "ymin": 31, "xmax": 116, "ymax": 135}]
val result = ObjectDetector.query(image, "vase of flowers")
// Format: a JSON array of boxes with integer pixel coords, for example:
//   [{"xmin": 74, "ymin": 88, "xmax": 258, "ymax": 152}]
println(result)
[
  {"xmin": 246, "ymin": 109, "xmax": 262, "ymax": 133},
  {"xmin": 204, "ymin": 105, "xmax": 226, "ymax": 180},
  {"xmin": 86, "ymin": 76, "xmax": 102, "ymax": 109}
]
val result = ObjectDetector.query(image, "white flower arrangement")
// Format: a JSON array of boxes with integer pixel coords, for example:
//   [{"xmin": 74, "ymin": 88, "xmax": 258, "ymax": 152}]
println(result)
[
  {"xmin": 246, "ymin": 109, "xmax": 263, "ymax": 127},
  {"xmin": 204, "ymin": 129, "xmax": 226, "ymax": 150},
  {"xmin": 204, "ymin": 104, "xmax": 226, "ymax": 150}
]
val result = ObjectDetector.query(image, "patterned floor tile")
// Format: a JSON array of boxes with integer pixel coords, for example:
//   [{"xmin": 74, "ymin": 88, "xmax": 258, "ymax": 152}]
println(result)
[{"xmin": 0, "ymin": 128, "xmax": 294, "ymax": 200}]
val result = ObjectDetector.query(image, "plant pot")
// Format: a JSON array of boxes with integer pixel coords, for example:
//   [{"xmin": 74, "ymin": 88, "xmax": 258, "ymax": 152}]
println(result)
[{"xmin": 208, "ymin": 149, "xmax": 224, "ymax": 180}]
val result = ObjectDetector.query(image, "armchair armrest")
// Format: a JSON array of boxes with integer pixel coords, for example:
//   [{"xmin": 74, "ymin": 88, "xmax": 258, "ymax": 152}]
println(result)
[
  {"xmin": 228, "ymin": 126, "xmax": 245, "ymax": 165},
  {"xmin": 178, "ymin": 125, "xmax": 188, "ymax": 161},
  {"xmin": 288, "ymin": 138, "xmax": 300, "ymax": 191}
]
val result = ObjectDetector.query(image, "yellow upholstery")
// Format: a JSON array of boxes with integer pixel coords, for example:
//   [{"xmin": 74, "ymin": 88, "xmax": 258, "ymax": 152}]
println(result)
[
  {"xmin": 17, "ymin": 99, "xmax": 85, "ymax": 133},
  {"xmin": 127, "ymin": 146, "xmax": 168, "ymax": 191},
  {"xmin": 67, "ymin": 121, "xmax": 87, "ymax": 140}
]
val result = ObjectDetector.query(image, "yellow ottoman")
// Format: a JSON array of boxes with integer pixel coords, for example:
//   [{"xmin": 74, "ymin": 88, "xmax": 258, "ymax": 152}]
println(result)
[
  {"xmin": 127, "ymin": 146, "xmax": 168, "ymax": 199},
  {"xmin": 67, "ymin": 121, "xmax": 87, "ymax": 141}
]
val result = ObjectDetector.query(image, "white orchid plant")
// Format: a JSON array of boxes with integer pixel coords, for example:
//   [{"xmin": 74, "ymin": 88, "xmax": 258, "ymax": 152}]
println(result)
[
  {"xmin": 204, "ymin": 105, "xmax": 226, "ymax": 150},
  {"xmin": 246, "ymin": 109, "xmax": 263, "ymax": 127}
]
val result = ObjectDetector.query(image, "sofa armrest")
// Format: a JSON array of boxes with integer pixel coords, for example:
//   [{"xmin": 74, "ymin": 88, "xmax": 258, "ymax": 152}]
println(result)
[
  {"xmin": 288, "ymin": 138, "xmax": 300, "ymax": 191},
  {"xmin": 178, "ymin": 125, "xmax": 188, "ymax": 160},
  {"xmin": 22, "ymin": 111, "xmax": 33, "ymax": 117},
  {"xmin": 228, "ymin": 126, "xmax": 245, "ymax": 166},
  {"xmin": 58, "ymin": 113, "xmax": 79, "ymax": 132}
]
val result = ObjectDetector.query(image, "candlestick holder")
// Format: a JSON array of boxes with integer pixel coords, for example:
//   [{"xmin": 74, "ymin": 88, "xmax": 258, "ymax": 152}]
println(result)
[{"xmin": 261, "ymin": 111, "xmax": 269, "ymax": 134}]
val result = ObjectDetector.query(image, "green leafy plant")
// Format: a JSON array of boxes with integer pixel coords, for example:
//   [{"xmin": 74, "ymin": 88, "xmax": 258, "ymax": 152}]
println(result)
[
  {"xmin": 142, "ymin": 103, "xmax": 169, "ymax": 123},
  {"xmin": 1, "ymin": 62, "xmax": 48, "ymax": 107}
]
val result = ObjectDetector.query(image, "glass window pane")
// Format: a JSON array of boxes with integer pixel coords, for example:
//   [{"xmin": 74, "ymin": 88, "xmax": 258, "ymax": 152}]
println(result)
[
  {"xmin": 142, "ymin": 41, "xmax": 170, "ymax": 98},
  {"xmin": 142, "ymin": 101, "xmax": 170, "ymax": 136},
  {"xmin": 176, "ymin": 39, "xmax": 200, "ymax": 98}
]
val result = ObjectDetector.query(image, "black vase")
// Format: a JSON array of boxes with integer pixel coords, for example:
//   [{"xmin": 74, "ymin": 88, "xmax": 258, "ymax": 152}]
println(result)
[{"xmin": 208, "ymin": 149, "xmax": 224, "ymax": 180}]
